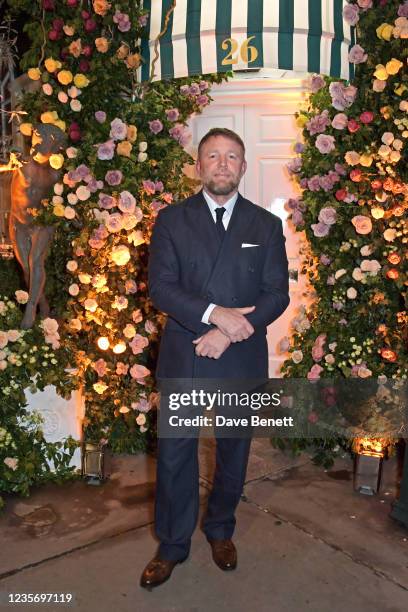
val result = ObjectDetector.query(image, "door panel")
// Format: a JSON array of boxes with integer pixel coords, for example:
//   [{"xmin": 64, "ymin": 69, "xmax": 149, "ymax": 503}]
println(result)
[{"xmin": 187, "ymin": 82, "xmax": 310, "ymax": 376}]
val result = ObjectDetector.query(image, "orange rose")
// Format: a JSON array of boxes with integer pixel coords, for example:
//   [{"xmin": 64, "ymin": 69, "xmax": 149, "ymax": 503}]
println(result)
[
  {"xmin": 125, "ymin": 53, "xmax": 142, "ymax": 69},
  {"xmin": 391, "ymin": 204, "xmax": 405, "ymax": 216},
  {"xmin": 126, "ymin": 125, "xmax": 137, "ymax": 142},
  {"xmin": 380, "ymin": 348, "xmax": 397, "ymax": 362},
  {"xmin": 93, "ymin": 0, "xmax": 111, "ymax": 16},
  {"xmin": 95, "ymin": 37, "xmax": 109, "ymax": 53},
  {"xmin": 117, "ymin": 141, "xmax": 132, "ymax": 157},
  {"xmin": 69, "ymin": 38, "xmax": 82, "ymax": 58},
  {"xmin": 387, "ymin": 253, "xmax": 401, "ymax": 265},
  {"xmin": 392, "ymin": 181, "xmax": 404, "ymax": 194},
  {"xmin": 386, "ymin": 269, "xmax": 399, "ymax": 279},
  {"xmin": 117, "ymin": 44, "xmax": 129, "ymax": 59}
]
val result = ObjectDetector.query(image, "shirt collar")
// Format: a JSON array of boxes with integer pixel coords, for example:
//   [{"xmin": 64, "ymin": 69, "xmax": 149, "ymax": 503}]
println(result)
[{"xmin": 202, "ymin": 189, "xmax": 239, "ymax": 218}]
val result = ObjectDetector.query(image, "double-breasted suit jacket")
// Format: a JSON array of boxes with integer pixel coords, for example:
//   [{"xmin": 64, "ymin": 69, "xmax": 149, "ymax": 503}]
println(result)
[{"xmin": 148, "ymin": 190, "xmax": 290, "ymax": 380}]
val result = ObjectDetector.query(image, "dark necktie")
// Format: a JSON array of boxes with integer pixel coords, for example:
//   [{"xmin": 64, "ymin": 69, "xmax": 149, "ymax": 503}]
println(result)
[{"xmin": 215, "ymin": 207, "xmax": 226, "ymax": 241}]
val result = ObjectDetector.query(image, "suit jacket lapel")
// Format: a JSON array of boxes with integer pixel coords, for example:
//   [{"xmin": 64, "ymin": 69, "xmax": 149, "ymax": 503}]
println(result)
[
  {"xmin": 186, "ymin": 190, "xmax": 258, "ymax": 293},
  {"xmin": 186, "ymin": 189, "xmax": 221, "ymax": 265},
  {"xmin": 210, "ymin": 193, "xmax": 258, "ymax": 280}
]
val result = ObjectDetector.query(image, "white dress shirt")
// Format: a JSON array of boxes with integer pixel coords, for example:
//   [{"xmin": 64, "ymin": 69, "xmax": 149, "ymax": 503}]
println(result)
[{"xmin": 201, "ymin": 190, "xmax": 239, "ymax": 325}]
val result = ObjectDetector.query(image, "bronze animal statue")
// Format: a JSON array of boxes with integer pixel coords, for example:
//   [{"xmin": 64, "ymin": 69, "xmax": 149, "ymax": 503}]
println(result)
[{"xmin": 9, "ymin": 123, "xmax": 67, "ymax": 329}]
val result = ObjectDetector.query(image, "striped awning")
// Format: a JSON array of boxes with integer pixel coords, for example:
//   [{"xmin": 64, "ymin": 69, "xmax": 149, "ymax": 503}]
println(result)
[{"xmin": 141, "ymin": 0, "xmax": 355, "ymax": 83}]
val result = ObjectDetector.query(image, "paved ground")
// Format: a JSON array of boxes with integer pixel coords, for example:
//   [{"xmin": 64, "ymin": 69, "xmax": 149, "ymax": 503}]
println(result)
[{"xmin": 1, "ymin": 439, "xmax": 407, "ymax": 612}]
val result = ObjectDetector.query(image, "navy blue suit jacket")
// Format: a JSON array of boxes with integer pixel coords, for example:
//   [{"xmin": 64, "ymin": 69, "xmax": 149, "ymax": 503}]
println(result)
[{"xmin": 148, "ymin": 190, "xmax": 290, "ymax": 379}]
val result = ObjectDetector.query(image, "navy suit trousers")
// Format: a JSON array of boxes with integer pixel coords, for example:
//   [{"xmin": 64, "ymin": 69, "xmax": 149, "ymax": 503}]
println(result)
[{"xmin": 155, "ymin": 435, "xmax": 252, "ymax": 561}]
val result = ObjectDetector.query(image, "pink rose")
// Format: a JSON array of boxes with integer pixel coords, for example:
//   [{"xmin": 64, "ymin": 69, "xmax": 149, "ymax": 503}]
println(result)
[
  {"xmin": 129, "ymin": 364, "xmax": 151, "ymax": 379},
  {"xmin": 331, "ymin": 113, "xmax": 348, "ymax": 129},
  {"xmin": 357, "ymin": 0, "xmax": 373, "ymax": 9},
  {"xmin": 118, "ymin": 190, "xmax": 136, "ymax": 214},
  {"xmin": 307, "ymin": 364, "xmax": 324, "ymax": 381},
  {"xmin": 352, "ymin": 215, "xmax": 372, "ymax": 235},
  {"xmin": 315, "ymin": 134, "xmax": 336, "ymax": 154},
  {"xmin": 312, "ymin": 345, "xmax": 325, "ymax": 362},
  {"xmin": 116, "ymin": 362, "xmax": 129, "ymax": 375},
  {"xmin": 129, "ymin": 334, "xmax": 149, "ymax": 355},
  {"xmin": 42, "ymin": 318, "xmax": 59, "ymax": 335},
  {"xmin": 145, "ymin": 320, "xmax": 157, "ymax": 334}
]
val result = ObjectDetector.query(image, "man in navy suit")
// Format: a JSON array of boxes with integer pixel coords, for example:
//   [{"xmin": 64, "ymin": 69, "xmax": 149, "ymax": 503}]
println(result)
[{"xmin": 141, "ymin": 128, "xmax": 290, "ymax": 589}]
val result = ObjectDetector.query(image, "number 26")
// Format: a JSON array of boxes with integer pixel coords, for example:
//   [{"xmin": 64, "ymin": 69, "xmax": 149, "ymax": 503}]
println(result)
[{"xmin": 221, "ymin": 36, "xmax": 259, "ymax": 65}]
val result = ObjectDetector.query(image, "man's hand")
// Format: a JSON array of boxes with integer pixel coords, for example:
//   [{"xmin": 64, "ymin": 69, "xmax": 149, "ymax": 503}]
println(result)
[
  {"xmin": 209, "ymin": 305, "xmax": 255, "ymax": 342},
  {"xmin": 192, "ymin": 328, "xmax": 231, "ymax": 359}
]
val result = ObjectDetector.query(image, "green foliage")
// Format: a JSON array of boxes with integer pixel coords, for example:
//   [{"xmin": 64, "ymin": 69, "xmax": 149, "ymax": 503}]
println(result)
[
  {"xmin": 1, "ymin": 0, "xmax": 228, "ymax": 483},
  {"xmin": 278, "ymin": 0, "xmax": 408, "ymax": 466}
]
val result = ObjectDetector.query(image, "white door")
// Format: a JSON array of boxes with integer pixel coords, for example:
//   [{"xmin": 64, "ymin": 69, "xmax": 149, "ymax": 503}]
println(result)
[{"xmin": 186, "ymin": 77, "xmax": 310, "ymax": 376}]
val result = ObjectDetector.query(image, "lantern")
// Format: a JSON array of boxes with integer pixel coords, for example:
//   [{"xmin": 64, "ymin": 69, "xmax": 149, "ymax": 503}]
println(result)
[
  {"xmin": 353, "ymin": 437, "xmax": 388, "ymax": 495},
  {"xmin": 81, "ymin": 441, "xmax": 106, "ymax": 485}
]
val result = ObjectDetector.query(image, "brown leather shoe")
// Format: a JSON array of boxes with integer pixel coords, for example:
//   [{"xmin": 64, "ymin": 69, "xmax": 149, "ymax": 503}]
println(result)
[
  {"xmin": 140, "ymin": 555, "xmax": 187, "ymax": 590},
  {"xmin": 209, "ymin": 539, "xmax": 237, "ymax": 571}
]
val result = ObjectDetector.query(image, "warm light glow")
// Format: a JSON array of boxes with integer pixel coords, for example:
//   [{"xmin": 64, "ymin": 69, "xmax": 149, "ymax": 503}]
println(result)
[
  {"xmin": 0, "ymin": 152, "xmax": 23, "ymax": 172},
  {"xmin": 371, "ymin": 206, "xmax": 384, "ymax": 219},
  {"xmin": 113, "ymin": 341, "xmax": 126, "ymax": 354},
  {"xmin": 354, "ymin": 437, "xmax": 387, "ymax": 457},
  {"xmin": 97, "ymin": 336, "xmax": 110, "ymax": 350},
  {"xmin": 110, "ymin": 245, "xmax": 131, "ymax": 266}
]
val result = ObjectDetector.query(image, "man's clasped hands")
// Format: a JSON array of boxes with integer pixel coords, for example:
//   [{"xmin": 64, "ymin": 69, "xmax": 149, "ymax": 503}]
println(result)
[{"xmin": 192, "ymin": 305, "xmax": 255, "ymax": 359}]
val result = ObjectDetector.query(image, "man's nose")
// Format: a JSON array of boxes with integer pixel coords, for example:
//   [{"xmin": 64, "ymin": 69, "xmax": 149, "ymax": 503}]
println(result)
[{"xmin": 218, "ymin": 156, "xmax": 228, "ymax": 167}]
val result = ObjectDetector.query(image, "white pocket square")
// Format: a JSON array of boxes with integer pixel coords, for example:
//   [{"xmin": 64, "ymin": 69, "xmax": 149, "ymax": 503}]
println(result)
[{"xmin": 241, "ymin": 243, "xmax": 259, "ymax": 248}]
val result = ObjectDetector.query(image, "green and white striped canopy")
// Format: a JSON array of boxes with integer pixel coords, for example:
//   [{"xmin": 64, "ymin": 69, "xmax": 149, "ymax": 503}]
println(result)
[{"xmin": 141, "ymin": 0, "xmax": 355, "ymax": 82}]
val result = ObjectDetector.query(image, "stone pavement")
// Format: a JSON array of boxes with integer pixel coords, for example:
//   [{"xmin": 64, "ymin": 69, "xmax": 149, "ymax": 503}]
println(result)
[{"xmin": 1, "ymin": 438, "xmax": 407, "ymax": 612}]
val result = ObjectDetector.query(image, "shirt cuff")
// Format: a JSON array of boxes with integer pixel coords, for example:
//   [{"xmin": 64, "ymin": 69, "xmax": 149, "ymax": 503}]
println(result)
[{"xmin": 201, "ymin": 303, "xmax": 217, "ymax": 325}]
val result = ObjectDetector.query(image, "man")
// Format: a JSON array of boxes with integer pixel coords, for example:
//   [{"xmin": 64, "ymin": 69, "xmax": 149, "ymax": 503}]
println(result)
[{"xmin": 141, "ymin": 127, "xmax": 290, "ymax": 589}]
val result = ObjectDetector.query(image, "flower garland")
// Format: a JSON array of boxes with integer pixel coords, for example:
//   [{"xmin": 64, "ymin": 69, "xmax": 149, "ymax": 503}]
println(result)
[
  {"xmin": 3, "ymin": 0, "xmax": 226, "ymax": 453},
  {"xmin": 277, "ymin": 0, "xmax": 408, "ymax": 466}
]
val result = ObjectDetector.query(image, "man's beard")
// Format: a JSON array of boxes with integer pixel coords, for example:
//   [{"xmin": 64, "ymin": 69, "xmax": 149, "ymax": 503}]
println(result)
[{"xmin": 205, "ymin": 178, "xmax": 239, "ymax": 196}]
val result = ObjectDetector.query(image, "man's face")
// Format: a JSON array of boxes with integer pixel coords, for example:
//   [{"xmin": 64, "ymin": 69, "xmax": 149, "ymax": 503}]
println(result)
[{"xmin": 196, "ymin": 135, "xmax": 247, "ymax": 197}]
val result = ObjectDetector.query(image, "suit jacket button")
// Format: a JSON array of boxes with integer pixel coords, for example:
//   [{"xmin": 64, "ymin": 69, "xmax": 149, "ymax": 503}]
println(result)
[
  {"xmin": 232, "ymin": 297, "xmax": 237, "ymax": 303},
  {"xmin": 207, "ymin": 292, "xmax": 214, "ymax": 299}
]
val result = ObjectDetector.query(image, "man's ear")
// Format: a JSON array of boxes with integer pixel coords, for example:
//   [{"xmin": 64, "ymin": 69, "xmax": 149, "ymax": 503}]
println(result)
[
  {"xmin": 195, "ymin": 157, "xmax": 201, "ymax": 176},
  {"xmin": 241, "ymin": 159, "xmax": 247, "ymax": 176}
]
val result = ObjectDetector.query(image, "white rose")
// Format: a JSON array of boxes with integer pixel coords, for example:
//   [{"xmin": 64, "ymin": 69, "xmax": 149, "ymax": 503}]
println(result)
[
  {"xmin": 66, "ymin": 147, "xmax": 78, "ymax": 159},
  {"xmin": 66, "ymin": 260, "xmax": 78, "ymax": 272},
  {"xmin": 381, "ymin": 132, "xmax": 394, "ymax": 146},
  {"xmin": 291, "ymin": 350, "xmax": 303, "ymax": 364},
  {"xmin": 138, "ymin": 152, "xmax": 148, "ymax": 162},
  {"xmin": 136, "ymin": 413, "xmax": 146, "ymax": 425},
  {"xmin": 360, "ymin": 245, "xmax": 373, "ymax": 256},
  {"xmin": 70, "ymin": 99, "xmax": 82, "ymax": 112},
  {"xmin": 68, "ymin": 283, "xmax": 80, "ymax": 296},
  {"xmin": 335, "ymin": 269, "xmax": 347, "ymax": 280},
  {"xmin": 347, "ymin": 287, "xmax": 357, "ymax": 299},
  {"xmin": 67, "ymin": 193, "xmax": 78, "ymax": 205},
  {"xmin": 138, "ymin": 141, "xmax": 148, "ymax": 152}
]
